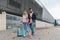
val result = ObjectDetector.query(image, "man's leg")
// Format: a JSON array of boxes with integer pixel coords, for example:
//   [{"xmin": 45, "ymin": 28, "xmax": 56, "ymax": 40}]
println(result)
[
  {"xmin": 30, "ymin": 22, "xmax": 36, "ymax": 36},
  {"xmin": 31, "ymin": 22, "xmax": 35, "ymax": 36},
  {"xmin": 29, "ymin": 23, "xmax": 32, "ymax": 34}
]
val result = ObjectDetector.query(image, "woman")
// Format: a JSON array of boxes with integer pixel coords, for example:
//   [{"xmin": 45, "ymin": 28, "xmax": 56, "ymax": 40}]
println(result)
[{"xmin": 22, "ymin": 11, "xmax": 29, "ymax": 36}]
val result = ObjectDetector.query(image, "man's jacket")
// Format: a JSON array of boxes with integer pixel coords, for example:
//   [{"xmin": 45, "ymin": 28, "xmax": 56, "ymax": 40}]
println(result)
[{"xmin": 28, "ymin": 13, "xmax": 36, "ymax": 22}]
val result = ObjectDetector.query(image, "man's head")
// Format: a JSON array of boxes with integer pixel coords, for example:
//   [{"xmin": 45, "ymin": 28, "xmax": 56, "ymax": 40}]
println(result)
[{"xmin": 29, "ymin": 8, "xmax": 33, "ymax": 13}]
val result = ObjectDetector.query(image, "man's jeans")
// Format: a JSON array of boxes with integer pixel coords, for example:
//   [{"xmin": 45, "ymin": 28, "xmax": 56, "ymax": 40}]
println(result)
[{"xmin": 29, "ymin": 22, "xmax": 36, "ymax": 36}]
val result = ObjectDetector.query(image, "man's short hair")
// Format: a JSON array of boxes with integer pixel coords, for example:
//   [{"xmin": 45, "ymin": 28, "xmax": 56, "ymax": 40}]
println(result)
[{"xmin": 29, "ymin": 8, "xmax": 32, "ymax": 10}]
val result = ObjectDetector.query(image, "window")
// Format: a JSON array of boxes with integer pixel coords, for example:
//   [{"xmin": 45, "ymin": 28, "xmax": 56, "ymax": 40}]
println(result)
[
  {"xmin": 12, "ymin": 16, "xmax": 16, "ymax": 20},
  {"xmin": 6, "ymin": 15, "xmax": 12, "ymax": 20},
  {"xmin": 9, "ymin": 0, "xmax": 21, "ymax": 8},
  {"xmin": 6, "ymin": 15, "xmax": 21, "ymax": 21}
]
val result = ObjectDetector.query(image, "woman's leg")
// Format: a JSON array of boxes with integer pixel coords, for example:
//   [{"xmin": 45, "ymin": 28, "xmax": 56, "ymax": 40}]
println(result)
[
  {"xmin": 26, "ymin": 23, "xmax": 29, "ymax": 32},
  {"xmin": 23, "ymin": 23, "xmax": 28, "ymax": 36},
  {"xmin": 23, "ymin": 23, "xmax": 26, "ymax": 36}
]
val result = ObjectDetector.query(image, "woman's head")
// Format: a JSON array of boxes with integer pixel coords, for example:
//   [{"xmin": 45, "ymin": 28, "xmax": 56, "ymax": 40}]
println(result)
[{"xmin": 23, "ymin": 10, "xmax": 27, "ymax": 15}]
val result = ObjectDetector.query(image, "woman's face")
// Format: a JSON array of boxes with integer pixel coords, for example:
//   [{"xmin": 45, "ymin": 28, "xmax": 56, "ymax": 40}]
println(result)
[
  {"xmin": 23, "ymin": 13, "xmax": 26, "ymax": 15},
  {"xmin": 23, "ymin": 11, "xmax": 27, "ymax": 15}
]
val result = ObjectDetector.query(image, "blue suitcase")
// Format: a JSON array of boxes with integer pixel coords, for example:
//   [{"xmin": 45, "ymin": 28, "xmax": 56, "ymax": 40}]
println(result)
[{"xmin": 17, "ymin": 27, "xmax": 24, "ymax": 37}]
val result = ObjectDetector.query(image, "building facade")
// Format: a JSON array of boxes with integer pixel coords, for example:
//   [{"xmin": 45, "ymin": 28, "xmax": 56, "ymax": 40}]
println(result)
[{"xmin": 0, "ymin": 0, "xmax": 55, "ymax": 30}]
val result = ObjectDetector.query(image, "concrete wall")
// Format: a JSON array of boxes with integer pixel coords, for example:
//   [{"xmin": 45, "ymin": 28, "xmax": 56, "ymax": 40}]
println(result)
[
  {"xmin": 0, "ymin": 12, "xmax": 6, "ymax": 30},
  {"xmin": 36, "ymin": 20, "xmax": 54, "ymax": 28}
]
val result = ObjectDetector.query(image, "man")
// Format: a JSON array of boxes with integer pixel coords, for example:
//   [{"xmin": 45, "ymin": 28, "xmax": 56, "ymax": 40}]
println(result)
[{"xmin": 28, "ymin": 8, "xmax": 36, "ymax": 37}]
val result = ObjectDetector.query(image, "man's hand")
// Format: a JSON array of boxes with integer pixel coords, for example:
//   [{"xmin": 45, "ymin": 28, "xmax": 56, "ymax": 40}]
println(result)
[{"xmin": 30, "ymin": 16, "xmax": 32, "ymax": 19}]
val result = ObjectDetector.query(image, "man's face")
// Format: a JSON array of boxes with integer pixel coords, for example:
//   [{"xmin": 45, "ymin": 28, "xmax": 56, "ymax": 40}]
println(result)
[{"xmin": 29, "ymin": 9, "xmax": 32, "ymax": 13}]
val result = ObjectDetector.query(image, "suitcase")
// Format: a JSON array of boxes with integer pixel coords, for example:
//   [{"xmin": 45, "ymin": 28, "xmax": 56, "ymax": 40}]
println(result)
[{"xmin": 17, "ymin": 24, "xmax": 24, "ymax": 37}]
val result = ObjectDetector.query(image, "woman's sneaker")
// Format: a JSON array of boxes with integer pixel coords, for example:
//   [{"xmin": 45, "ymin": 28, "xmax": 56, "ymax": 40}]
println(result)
[{"xmin": 23, "ymin": 35, "xmax": 26, "ymax": 37}]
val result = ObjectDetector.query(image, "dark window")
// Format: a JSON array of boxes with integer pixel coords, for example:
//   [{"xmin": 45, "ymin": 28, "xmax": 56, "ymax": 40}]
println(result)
[
  {"xmin": 9, "ymin": 0, "xmax": 21, "ymax": 8},
  {"xmin": 12, "ymin": 16, "xmax": 17, "ymax": 20},
  {"xmin": 6, "ymin": 15, "xmax": 12, "ymax": 20},
  {"xmin": 6, "ymin": 15, "xmax": 18, "ymax": 21}
]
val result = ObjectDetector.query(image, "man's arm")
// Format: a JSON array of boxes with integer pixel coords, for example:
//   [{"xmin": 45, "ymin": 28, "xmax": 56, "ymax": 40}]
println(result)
[
  {"xmin": 28, "ymin": 14, "xmax": 30, "ymax": 19},
  {"xmin": 32, "ymin": 13, "xmax": 36, "ymax": 20},
  {"xmin": 34, "ymin": 13, "xmax": 36, "ymax": 20}
]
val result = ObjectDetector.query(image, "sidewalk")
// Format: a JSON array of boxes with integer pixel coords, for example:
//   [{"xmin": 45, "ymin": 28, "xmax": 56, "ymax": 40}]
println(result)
[{"xmin": 0, "ymin": 27, "xmax": 60, "ymax": 40}]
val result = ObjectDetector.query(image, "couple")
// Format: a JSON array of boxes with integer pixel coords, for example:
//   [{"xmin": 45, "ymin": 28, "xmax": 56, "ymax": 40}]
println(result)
[{"xmin": 22, "ymin": 8, "xmax": 36, "ymax": 38}]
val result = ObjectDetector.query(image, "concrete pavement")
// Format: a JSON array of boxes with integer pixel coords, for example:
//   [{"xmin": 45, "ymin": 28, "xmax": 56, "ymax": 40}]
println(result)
[{"xmin": 0, "ymin": 27, "xmax": 60, "ymax": 40}]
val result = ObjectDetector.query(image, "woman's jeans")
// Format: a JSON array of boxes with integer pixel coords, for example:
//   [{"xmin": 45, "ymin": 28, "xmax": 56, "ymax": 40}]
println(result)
[
  {"xmin": 23, "ymin": 22, "xmax": 28, "ymax": 34},
  {"xmin": 29, "ymin": 22, "xmax": 36, "ymax": 36}
]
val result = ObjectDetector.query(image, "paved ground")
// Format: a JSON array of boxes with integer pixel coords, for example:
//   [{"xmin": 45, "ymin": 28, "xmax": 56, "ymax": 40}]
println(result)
[{"xmin": 0, "ymin": 26, "xmax": 60, "ymax": 40}]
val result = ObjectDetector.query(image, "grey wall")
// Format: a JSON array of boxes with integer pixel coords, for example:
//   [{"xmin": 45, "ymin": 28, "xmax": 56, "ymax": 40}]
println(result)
[
  {"xmin": 42, "ymin": 8, "xmax": 55, "ymax": 23},
  {"xmin": 0, "ymin": 0, "xmax": 7, "ymax": 9},
  {"xmin": 0, "ymin": 0, "xmax": 22, "ymax": 14}
]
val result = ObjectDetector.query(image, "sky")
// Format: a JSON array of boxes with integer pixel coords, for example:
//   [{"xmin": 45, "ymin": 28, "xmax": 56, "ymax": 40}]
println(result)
[{"xmin": 36, "ymin": 0, "xmax": 60, "ymax": 19}]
